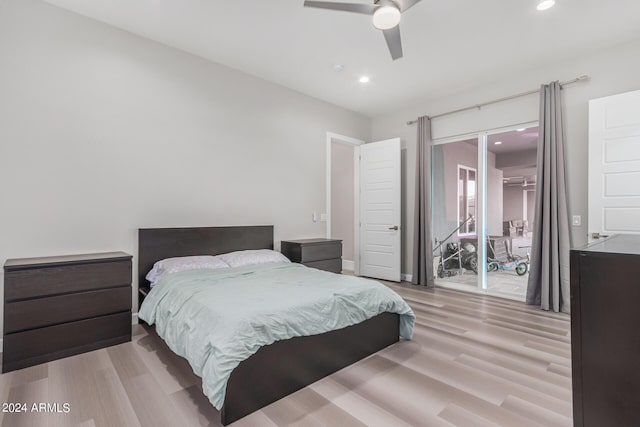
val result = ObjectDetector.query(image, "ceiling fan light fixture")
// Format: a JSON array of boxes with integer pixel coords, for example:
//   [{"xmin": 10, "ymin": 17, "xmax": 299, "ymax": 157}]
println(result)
[
  {"xmin": 536, "ymin": 0, "xmax": 555, "ymax": 11},
  {"xmin": 373, "ymin": 5, "xmax": 401, "ymax": 30}
]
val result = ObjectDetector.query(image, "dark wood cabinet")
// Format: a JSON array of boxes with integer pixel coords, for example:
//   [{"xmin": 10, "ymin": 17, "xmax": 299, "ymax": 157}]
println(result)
[
  {"xmin": 570, "ymin": 235, "xmax": 640, "ymax": 426},
  {"xmin": 3, "ymin": 252, "xmax": 132, "ymax": 372},
  {"xmin": 281, "ymin": 239, "xmax": 342, "ymax": 273}
]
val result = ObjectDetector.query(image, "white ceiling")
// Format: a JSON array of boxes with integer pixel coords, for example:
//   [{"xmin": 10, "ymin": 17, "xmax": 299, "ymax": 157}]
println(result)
[
  {"xmin": 459, "ymin": 126, "xmax": 539, "ymax": 154},
  {"xmin": 488, "ymin": 127, "xmax": 539, "ymax": 154},
  {"xmin": 44, "ymin": 0, "xmax": 640, "ymax": 117},
  {"xmin": 460, "ymin": 127, "xmax": 538, "ymax": 179}
]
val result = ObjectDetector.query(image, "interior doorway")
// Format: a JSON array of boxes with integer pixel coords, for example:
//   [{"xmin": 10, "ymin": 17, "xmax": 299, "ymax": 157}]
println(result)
[{"xmin": 326, "ymin": 132, "xmax": 364, "ymax": 273}]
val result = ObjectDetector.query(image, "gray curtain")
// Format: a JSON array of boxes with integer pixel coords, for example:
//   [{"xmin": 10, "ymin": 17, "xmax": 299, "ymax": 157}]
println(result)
[
  {"xmin": 526, "ymin": 81, "xmax": 571, "ymax": 313},
  {"xmin": 431, "ymin": 145, "xmax": 447, "ymax": 243},
  {"xmin": 412, "ymin": 116, "xmax": 434, "ymax": 287}
]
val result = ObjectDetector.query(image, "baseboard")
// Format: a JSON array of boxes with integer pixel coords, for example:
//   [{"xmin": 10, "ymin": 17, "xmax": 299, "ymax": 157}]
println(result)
[
  {"xmin": 342, "ymin": 259, "xmax": 354, "ymax": 271},
  {"xmin": 401, "ymin": 273, "xmax": 413, "ymax": 283}
]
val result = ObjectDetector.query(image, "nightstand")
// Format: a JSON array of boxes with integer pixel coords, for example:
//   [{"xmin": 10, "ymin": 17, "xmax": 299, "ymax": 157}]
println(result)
[{"xmin": 281, "ymin": 239, "xmax": 342, "ymax": 273}]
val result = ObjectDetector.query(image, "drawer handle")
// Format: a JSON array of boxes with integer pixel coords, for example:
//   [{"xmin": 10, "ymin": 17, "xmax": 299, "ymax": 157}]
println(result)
[{"xmin": 388, "ymin": 226, "xmax": 399, "ymax": 231}]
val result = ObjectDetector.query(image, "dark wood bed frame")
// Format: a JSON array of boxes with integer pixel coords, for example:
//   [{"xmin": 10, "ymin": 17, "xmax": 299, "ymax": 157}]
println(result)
[{"xmin": 138, "ymin": 225, "xmax": 400, "ymax": 425}]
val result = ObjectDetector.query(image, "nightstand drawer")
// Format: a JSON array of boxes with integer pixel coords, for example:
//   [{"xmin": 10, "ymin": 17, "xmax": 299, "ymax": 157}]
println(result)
[
  {"xmin": 4, "ymin": 286, "xmax": 132, "ymax": 333},
  {"xmin": 303, "ymin": 259, "xmax": 342, "ymax": 274},
  {"xmin": 4, "ymin": 260, "xmax": 131, "ymax": 301},
  {"xmin": 282, "ymin": 240, "xmax": 342, "ymax": 263},
  {"xmin": 299, "ymin": 243, "xmax": 342, "ymax": 262},
  {"xmin": 281, "ymin": 239, "xmax": 342, "ymax": 274}
]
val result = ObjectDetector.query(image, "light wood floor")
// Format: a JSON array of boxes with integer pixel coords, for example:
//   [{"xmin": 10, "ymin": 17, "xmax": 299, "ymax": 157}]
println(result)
[{"xmin": 0, "ymin": 284, "xmax": 571, "ymax": 427}]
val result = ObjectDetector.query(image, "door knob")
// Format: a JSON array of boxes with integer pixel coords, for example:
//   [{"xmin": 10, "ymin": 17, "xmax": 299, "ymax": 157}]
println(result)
[{"xmin": 388, "ymin": 226, "xmax": 399, "ymax": 230}]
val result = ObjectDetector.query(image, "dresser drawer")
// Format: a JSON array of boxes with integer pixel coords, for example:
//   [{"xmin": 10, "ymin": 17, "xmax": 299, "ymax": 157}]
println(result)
[
  {"xmin": 4, "ymin": 260, "xmax": 131, "ymax": 301},
  {"xmin": 4, "ymin": 286, "xmax": 131, "ymax": 334},
  {"xmin": 303, "ymin": 258, "xmax": 342, "ymax": 274},
  {"xmin": 3, "ymin": 312, "xmax": 131, "ymax": 372}
]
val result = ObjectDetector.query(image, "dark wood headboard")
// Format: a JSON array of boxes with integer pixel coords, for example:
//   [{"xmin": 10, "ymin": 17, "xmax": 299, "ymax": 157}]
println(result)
[{"xmin": 138, "ymin": 225, "xmax": 274, "ymax": 289}]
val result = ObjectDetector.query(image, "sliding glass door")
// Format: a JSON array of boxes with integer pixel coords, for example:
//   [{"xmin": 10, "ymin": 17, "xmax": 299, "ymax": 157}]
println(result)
[{"xmin": 432, "ymin": 124, "xmax": 538, "ymax": 300}]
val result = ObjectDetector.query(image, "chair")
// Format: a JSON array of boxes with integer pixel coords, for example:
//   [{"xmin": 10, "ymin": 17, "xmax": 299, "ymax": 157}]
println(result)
[
  {"xmin": 512, "ymin": 220, "xmax": 525, "ymax": 236},
  {"xmin": 503, "ymin": 221, "xmax": 516, "ymax": 237}
]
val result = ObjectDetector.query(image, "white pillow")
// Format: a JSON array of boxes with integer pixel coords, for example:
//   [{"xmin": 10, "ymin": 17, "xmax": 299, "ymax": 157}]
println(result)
[
  {"xmin": 218, "ymin": 249, "xmax": 291, "ymax": 268},
  {"xmin": 146, "ymin": 255, "xmax": 230, "ymax": 287}
]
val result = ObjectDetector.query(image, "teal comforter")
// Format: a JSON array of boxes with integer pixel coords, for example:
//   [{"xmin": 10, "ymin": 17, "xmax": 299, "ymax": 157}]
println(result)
[{"xmin": 138, "ymin": 263, "xmax": 415, "ymax": 409}]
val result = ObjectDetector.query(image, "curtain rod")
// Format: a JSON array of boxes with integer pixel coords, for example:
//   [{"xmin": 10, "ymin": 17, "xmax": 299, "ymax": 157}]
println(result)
[{"xmin": 406, "ymin": 75, "xmax": 590, "ymax": 126}]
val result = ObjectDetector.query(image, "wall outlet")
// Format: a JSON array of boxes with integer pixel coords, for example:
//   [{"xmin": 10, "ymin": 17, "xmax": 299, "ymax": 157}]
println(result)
[
  {"xmin": 572, "ymin": 215, "xmax": 582, "ymax": 226},
  {"xmin": 320, "ymin": 213, "xmax": 327, "ymax": 222}
]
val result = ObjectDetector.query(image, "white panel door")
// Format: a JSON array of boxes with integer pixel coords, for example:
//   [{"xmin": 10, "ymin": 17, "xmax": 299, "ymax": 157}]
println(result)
[
  {"xmin": 358, "ymin": 138, "xmax": 401, "ymax": 281},
  {"xmin": 589, "ymin": 90, "xmax": 640, "ymax": 239}
]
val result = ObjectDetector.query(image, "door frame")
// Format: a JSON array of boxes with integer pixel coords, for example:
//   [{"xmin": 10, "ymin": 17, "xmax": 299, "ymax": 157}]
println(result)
[{"xmin": 326, "ymin": 132, "xmax": 365, "ymax": 273}]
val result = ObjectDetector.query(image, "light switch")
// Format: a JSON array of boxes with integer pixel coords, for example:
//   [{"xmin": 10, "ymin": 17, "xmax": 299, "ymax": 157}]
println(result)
[
  {"xmin": 572, "ymin": 215, "xmax": 582, "ymax": 226},
  {"xmin": 312, "ymin": 212, "xmax": 318, "ymax": 223}
]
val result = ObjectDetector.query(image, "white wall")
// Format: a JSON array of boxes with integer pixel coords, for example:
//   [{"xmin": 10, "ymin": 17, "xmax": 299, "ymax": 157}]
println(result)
[
  {"xmin": 503, "ymin": 187, "xmax": 536, "ymax": 232},
  {"xmin": 330, "ymin": 142, "xmax": 355, "ymax": 263},
  {"xmin": 0, "ymin": 0, "xmax": 371, "ymax": 332},
  {"xmin": 503, "ymin": 186, "xmax": 525, "ymax": 222},
  {"xmin": 372, "ymin": 38, "xmax": 640, "ymax": 276}
]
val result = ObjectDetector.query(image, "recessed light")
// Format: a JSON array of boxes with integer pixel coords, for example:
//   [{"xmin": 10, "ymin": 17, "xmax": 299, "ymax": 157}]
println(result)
[
  {"xmin": 359, "ymin": 76, "xmax": 370, "ymax": 84},
  {"xmin": 494, "ymin": 141, "xmax": 503, "ymax": 145},
  {"xmin": 537, "ymin": 0, "xmax": 555, "ymax": 11},
  {"xmin": 333, "ymin": 64, "xmax": 345, "ymax": 72},
  {"xmin": 517, "ymin": 128, "xmax": 526, "ymax": 132}
]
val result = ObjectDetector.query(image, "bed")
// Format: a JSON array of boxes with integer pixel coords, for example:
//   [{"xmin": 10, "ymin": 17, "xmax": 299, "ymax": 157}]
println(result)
[{"xmin": 137, "ymin": 225, "xmax": 414, "ymax": 425}]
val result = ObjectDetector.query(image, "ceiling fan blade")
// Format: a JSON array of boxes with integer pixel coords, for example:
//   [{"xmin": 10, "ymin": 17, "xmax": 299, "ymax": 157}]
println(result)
[
  {"xmin": 396, "ymin": 0, "xmax": 422, "ymax": 12},
  {"xmin": 383, "ymin": 25, "xmax": 403, "ymax": 60},
  {"xmin": 303, "ymin": 1, "xmax": 377, "ymax": 15}
]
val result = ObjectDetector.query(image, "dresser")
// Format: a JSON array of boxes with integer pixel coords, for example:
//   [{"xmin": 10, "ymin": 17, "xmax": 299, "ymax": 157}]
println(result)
[
  {"xmin": 570, "ymin": 235, "xmax": 640, "ymax": 426},
  {"xmin": 3, "ymin": 252, "xmax": 132, "ymax": 373},
  {"xmin": 281, "ymin": 239, "xmax": 342, "ymax": 273}
]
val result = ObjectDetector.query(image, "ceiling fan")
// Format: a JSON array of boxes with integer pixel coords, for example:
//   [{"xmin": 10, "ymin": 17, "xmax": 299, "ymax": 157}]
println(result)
[{"xmin": 303, "ymin": 0, "xmax": 422, "ymax": 60}]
